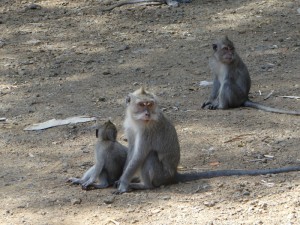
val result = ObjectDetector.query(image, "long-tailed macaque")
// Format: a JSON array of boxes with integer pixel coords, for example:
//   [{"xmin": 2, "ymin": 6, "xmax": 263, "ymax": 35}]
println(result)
[
  {"xmin": 101, "ymin": 0, "xmax": 191, "ymax": 11},
  {"xmin": 68, "ymin": 120, "xmax": 127, "ymax": 190},
  {"xmin": 114, "ymin": 87, "xmax": 300, "ymax": 194},
  {"xmin": 202, "ymin": 36, "xmax": 300, "ymax": 115}
]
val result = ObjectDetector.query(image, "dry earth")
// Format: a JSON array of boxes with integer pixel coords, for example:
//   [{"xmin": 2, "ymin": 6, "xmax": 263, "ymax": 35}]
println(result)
[{"xmin": 1, "ymin": 0, "xmax": 300, "ymax": 224}]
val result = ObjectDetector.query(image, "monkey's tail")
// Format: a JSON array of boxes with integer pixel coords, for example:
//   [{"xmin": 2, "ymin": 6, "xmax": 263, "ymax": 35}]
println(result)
[
  {"xmin": 175, "ymin": 166, "xmax": 300, "ymax": 182},
  {"xmin": 243, "ymin": 100, "xmax": 300, "ymax": 115}
]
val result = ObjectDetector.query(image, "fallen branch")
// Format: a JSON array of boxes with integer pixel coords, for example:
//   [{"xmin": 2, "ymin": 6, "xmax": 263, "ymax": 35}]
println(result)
[{"xmin": 24, "ymin": 116, "xmax": 97, "ymax": 131}]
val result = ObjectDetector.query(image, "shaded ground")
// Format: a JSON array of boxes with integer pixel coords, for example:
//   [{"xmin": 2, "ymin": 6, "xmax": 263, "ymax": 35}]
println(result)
[{"xmin": 1, "ymin": 0, "xmax": 300, "ymax": 224}]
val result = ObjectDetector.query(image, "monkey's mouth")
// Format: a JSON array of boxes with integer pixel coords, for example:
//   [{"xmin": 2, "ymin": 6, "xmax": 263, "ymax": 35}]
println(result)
[{"xmin": 223, "ymin": 58, "xmax": 233, "ymax": 63}]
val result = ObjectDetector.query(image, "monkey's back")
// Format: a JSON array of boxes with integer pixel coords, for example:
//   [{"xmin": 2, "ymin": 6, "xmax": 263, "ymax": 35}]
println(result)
[
  {"xmin": 146, "ymin": 114, "xmax": 180, "ymax": 175},
  {"xmin": 103, "ymin": 142, "xmax": 127, "ymax": 184}
]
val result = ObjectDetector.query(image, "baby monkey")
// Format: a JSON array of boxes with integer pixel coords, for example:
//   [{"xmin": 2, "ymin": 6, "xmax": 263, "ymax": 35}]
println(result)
[
  {"xmin": 68, "ymin": 120, "xmax": 127, "ymax": 190},
  {"xmin": 202, "ymin": 36, "xmax": 300, "ymax": 115}
]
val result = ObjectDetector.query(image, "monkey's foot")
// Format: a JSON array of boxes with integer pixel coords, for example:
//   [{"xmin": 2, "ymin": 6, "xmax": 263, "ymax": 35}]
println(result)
[{"xmin": 113, "ymin": 180, "xmax": 131, "ymax": 194}]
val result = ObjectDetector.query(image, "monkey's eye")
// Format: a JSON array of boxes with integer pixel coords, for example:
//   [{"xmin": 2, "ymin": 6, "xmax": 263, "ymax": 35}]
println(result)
[
  {"xmin": 147, "ymin": 102, "xmax": 154, "ymax": 107},
  {"xmin": 138, "ymin": 102, "xmax": 146, "ymax": 107}
]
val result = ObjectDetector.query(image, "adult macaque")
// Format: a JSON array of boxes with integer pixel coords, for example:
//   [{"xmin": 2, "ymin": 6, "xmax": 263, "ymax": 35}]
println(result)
[
  {"xmin": 68, "ymin": 120, "xmax": 127, "ymax": 190},
  {"xmin": 202, "ymin": 36, "xmax": 300, "ymax": 115},
  {"xmin": 114, "ymin": 87, "xmax": 300, "ymax": 194},
  {"xmin": 101, "ymin": 0, "xmax": 191, "ymax": 11}
]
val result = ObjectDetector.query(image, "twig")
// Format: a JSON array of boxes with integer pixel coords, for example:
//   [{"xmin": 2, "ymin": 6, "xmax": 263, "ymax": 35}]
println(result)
[
  {"xmin": 224, "ymin": 133, "xmax": 254, "ymax": 143},
  {"xmin": 108, "ymin": 219, "xmax": 120, "ymax": 225},
  {"xmin": 278, "ymin": 96, "xmax": 300, "ymax": 100},
  {"xmin": 264, "ymin": 90, "xmax": 274, "ymax": 100}
]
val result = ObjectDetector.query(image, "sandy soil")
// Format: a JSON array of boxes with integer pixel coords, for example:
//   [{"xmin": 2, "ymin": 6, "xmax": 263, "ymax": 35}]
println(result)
[{"xmin": 1, "ymin": 0, "xmax": 300, "ymax": 224}]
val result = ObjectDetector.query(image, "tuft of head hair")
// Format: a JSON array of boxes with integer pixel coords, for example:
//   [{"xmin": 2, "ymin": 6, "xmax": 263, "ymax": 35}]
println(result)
[
  {"xmin": 220, "ymin": 36, "xmax": 234, "ymax": 46},
  {"xmin": 133, "ymin": 86, "xmax": 147, "ymax": 95}
]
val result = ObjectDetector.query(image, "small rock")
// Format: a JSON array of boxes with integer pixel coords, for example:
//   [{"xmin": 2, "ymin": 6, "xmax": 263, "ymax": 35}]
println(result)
[
  {"xmin": 117, "ymin": 45, "xmax": 129, "ymax": 52},
  {"xmin": 118, "ymin": 59, "xmax": 125, "ymax": 64},
  {"xmin": 162, "ymin": 195, "xmax": 171, "ymax": 200},
  {"xmin": 26, "ymin": 3, "xmax": 42, "ymax": 10},
  {"xmin": 103, "ymin": 70, "xmax": 111, "ymax": 75},
  {"xmin": 71, "ymin": 198, "xmax": 81, "ymax": 205},
  {"xmin": 204, "ymin": 201, "xmax": 216, "ymax": 207},
  {"xmin": 242, "ymin": 190, "xmax": 251, "ymax": 196},
  {"xmin": 103, "ymin": 196, "xmax": 115, "ymax": 204},
  {"xmin": 17, "ymin": 204, "xmax": 27, "ymax": 208},
  {"xmin": 97, "ymin": 97, "xmax": 106, "ymax": 102}
]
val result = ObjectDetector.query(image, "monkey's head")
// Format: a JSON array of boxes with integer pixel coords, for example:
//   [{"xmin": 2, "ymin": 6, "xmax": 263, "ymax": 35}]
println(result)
[
  {"xmin": 126, "ymin": 87, "xmax": 159, "ymax": 124},
  {"xmin": 212, "ymin": 36, "xmax": 236, "ymax": 64},
  {"xmin": 96, "ymin": 120, "xmax": 117, "ymax": 141}
]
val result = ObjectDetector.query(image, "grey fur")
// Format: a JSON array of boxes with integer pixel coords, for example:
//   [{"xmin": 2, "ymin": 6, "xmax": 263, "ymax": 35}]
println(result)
[
  {"xmin": 68, "ymin": 120, "xmax": 127, "ymax": 190},
  {"xmin": 202, "ymin": 36, "xmax": 300, "ymax": 115}
]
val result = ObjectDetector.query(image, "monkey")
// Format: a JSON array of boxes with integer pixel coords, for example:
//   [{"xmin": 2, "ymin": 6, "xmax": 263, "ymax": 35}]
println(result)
[
  {"xmin": 114, "ymin": 87, "xmax": 300, "ymax": 194},
  {"xmin": 68, "ymin": 120, "xmax": 127, "ymax": 190},
  {"xmin": 101, "ymin": 0, "xmax": 191, "ymax": 11},
  {"xmin": 202, "ymin": 36, "xmax": 300, "ymax": 115}
]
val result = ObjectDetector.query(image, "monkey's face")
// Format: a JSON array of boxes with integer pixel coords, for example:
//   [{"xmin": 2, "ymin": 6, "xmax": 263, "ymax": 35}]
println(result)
[
  {"xmin": 131, "ymin": 99, "xmax": 159, "ymax": 123},
  {"xmin": 214, "ymin": 43, "xmax": 235, "ymax": 64}
]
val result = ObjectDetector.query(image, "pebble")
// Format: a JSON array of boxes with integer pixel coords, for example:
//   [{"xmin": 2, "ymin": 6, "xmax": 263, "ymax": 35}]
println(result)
[
  {"xmin": 204, "ymin": 201, "xmax": 216, "ymax": 207},
  {"xmin": 162, "ymin": 195, "xmax": 171, "ymax": 200},
  {"xmin": 71, "ymin": 198, "xmax": 81, "ymax": 205},
  {"xmin": 103, "ymin": 70, "xmax": 111, "ymax": 75}
]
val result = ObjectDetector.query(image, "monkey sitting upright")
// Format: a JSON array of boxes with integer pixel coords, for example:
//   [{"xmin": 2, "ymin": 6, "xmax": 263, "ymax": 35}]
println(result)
[
  {"xmin": 202, "ymin": 36, "xmax": 300, "ymax": 115},
  {"xmin": 68, "ymin": 120, "xmax": 127, "ymax": 190},
  {"xmin": 114, "ymin": 87, "xmax": 300, "ymax": 194}
]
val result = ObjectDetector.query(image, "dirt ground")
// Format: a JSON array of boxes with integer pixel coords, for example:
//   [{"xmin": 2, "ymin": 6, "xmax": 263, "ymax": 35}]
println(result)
[{"xmin": 1, "ymin": 0, "xmax": 300, "ymax": 224}]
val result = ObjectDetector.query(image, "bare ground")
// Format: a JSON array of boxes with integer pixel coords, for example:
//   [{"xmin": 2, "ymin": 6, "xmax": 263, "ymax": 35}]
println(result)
[{"xmin": 1, "ymin": 0, "xmax": 300, "ymax": 224}]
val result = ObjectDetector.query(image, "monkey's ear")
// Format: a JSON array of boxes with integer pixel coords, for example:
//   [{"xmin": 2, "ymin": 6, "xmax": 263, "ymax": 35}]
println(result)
[
  {"xmin": 212, "ymin": 44, "xmax": 217, "ymax": 51},
  {"xmin": 126, "ymin": 96, "xmax": 131, "ymax": 105},
  {"xmin": 96, "ymin": 129, "xmax": 99, "ymax": 138}
]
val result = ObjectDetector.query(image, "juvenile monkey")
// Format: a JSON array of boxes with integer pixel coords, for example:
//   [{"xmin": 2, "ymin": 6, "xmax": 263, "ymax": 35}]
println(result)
[
  {"xmin": 202, "ymin": 36, "xmax": 300, "ymax": 115},
  {"xmin": 101, "ymin": 0, "xmax": 191, "ymax": 11},
  {"xmin": 68, "ymin": 120, "xmax": 127, "ymax": 190},
  {"xmin": 114, "ymin": 87, "xmax": 300, "ymax": 194}
]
